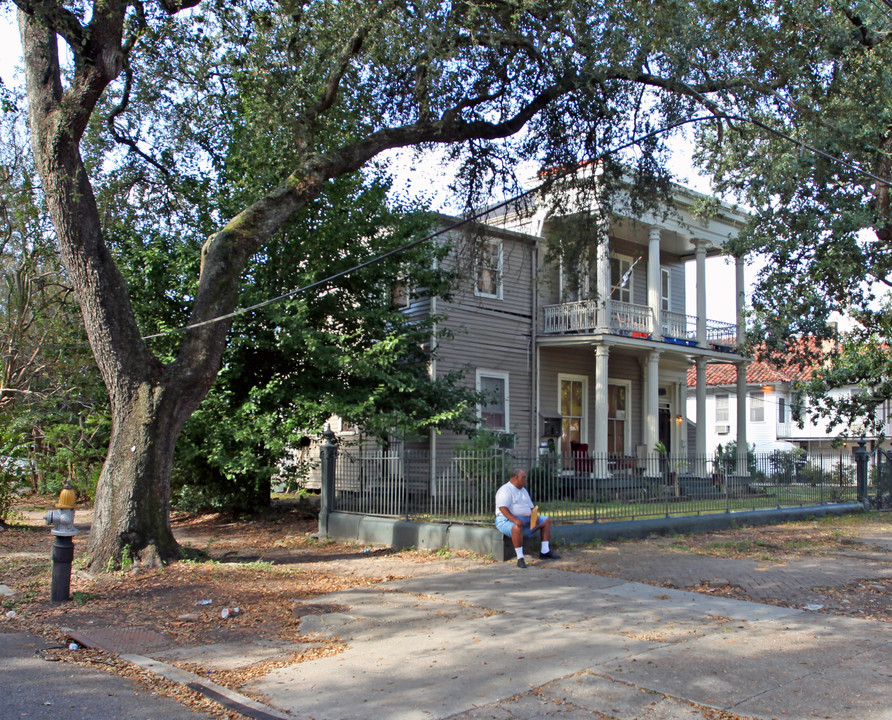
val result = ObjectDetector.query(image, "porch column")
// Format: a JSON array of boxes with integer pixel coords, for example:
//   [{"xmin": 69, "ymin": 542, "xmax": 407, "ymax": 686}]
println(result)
[
  {"xmin": 694, "ymin": 239, "xmax": 708, "ymax": 348},
  {"xmin": 596, "ymin": 235, "xmax": 610, "ymax": 332},
  {"xmin": 645, "ymin": 350, "xmax": 661, "ymax": 452},
  {"xmin": 735, "ymin": 254, "xmax": 746, "ymax": 352},
  {"xmin": 695, "ymin": 356, "xmax": 707, "ymax": 475},
  {"xmin": 594, "ymin": 344, "xmax": 610, "ymax": 476},
  {"xmin": 674, "ymin": 381, "xmax": 686, "ymax": 457},
  {"xmin": 648, "ymin": 227, "xmax": 662, "ymax": 339},
  {"xmin": 735, "ymin": 361, "xmax": 750, "ymax": 476}
]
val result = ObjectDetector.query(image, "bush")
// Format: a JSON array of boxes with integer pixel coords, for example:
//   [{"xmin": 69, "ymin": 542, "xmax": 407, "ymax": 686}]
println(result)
[{"xmin": 529, "ymin": 453, "xmax": 562, "ymax": 501}]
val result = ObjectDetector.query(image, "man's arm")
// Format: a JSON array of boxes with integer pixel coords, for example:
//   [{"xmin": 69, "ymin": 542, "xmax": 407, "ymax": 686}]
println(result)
[{"xmin": 499, "ymin": 506, "xmax": 524, "ymax": 527}]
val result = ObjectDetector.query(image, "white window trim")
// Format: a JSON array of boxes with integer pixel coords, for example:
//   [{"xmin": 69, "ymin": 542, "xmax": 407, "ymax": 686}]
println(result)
[
  {"xmin": 559, "ymin": 256, "xmax": 591, "ymax": 302},
  {"xmin": 475, "ymin": 238, "xmax": 503, "ymax": 300},
  {"xmin": 715, "ymin": 393, "xmax": 729, "ymax": 424},
  {"xmin": 610, "ymin": 253, "xmax": 635, "ymax": 303},
  {"xmin": 750, "ymin": 390, "xmax": 765, "ymax": 423},
  {"xmin": 607, "ymin": 378, "xmax": 632, "ymax": 454},
  {"xmin": 476, "ymin": 369, "xmax": 510, "ymax": 432},
  {"xmin": 661, "ymin": 266, "xmax": 671, "ymax": 312},
  {"xmin": 558, "ymin": 373, "xmax": 588, "ymax": 451}
]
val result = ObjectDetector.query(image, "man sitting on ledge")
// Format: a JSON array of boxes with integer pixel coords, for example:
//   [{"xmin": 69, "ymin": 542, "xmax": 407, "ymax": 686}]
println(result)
[{"xmin": 495, "ymin": 468, "xmax": 561, "ymax": 568}]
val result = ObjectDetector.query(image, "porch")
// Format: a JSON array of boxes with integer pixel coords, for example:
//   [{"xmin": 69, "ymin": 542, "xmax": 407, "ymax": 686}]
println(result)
[{"xmin": 542, "ymin": 299, "xmax": 738, "ymax": 352}]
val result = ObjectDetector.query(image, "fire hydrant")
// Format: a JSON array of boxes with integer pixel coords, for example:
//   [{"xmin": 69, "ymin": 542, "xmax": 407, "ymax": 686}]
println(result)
[{"xmin": 44, "ymin": 481, "xmax": 78, "ymax": 603}]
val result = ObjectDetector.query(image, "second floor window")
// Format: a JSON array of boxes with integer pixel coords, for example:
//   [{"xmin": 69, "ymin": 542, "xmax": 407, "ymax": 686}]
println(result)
[
  {"xmin": 475, "ymin": 239, "xmax": 503, "ymax": 299},
  {"xmin": 610, "ymin": 254, "xmax": 633, "ymax": 304},
  {"xmin": 716, "ymin": 394, "xmax": 729, "ymax": 423},
  {"xmin": 778, "ymin": 397, "xmax": 786, "ymax": 424}
]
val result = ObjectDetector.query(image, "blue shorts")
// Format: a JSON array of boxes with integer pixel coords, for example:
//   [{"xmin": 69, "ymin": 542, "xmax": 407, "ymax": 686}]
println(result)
[{"xmin": 495, "ymin": 514, "xmax": 548, "ymax": 538}]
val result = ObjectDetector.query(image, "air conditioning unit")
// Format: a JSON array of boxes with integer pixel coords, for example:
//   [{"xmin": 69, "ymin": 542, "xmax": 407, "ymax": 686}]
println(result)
[{"xmin": 716, "ymin": 425, "xmax": 730, "ymax": 435}]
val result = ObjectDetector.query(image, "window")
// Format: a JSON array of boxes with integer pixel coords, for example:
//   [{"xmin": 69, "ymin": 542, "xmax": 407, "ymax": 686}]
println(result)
[
  {"xmin": 715, "ymin": 394, "xmax": 729, "ymax": 423},
  {"xmin": 390, "ymin": 282, "xmax": 410, "ymax": 309},
  {"xmin": 559, "ymin": 258, "xmax": 591, "ymax": 303},
  {"xmin": 608, "ymin": 381, "xmax": 630, "ymax": 455},
  {"xmin": 750, "ymin": 391, "xmax": 765, "ymax": 422},
  {"xmin": 778, "ymin": 397, "xmax": 786, "ymax": 424},
  {"xmin": 559, "ymin": 374, "xmax": 586, "ymax": 451},
  {"xmin": 475, "ymin": 239, "xmax": 502, "ymax": 299},
  {"xmin": 610, "ymin": 254, "xmax": 634, "ymax": 303},
  {"xmin": 661, "ymin": 267, "xmax": 671, "ymax": 313},
  {"xmin": 477, "ymin": 370, "xmax": 509, "ymax": 431}
]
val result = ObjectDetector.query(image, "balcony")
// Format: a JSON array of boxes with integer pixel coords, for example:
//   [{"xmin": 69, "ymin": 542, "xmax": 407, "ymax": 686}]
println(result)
[{"xmin": 542, "ymin": 300, "xmax": 738, "ymax": 351}]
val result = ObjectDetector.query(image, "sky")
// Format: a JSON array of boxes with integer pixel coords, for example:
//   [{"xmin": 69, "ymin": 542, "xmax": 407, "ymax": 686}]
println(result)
[{"xmin": 0, "ymin": 10, "xmax": 747, "ymax": 324}]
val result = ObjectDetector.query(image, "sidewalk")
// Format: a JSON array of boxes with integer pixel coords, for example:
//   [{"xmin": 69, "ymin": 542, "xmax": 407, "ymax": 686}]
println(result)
[{"xmin": 52, "ymin": 524, "xmax": 892, "ymax": 720}]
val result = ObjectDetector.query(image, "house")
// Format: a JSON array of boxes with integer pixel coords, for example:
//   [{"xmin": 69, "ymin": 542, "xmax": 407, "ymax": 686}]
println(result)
[
  {"xmin": 398, "ymin": 177, "xmax": 755, "ymax": 476},
  {"xmin": 685, "ymin": 354, "xmax": 892, "ymax": 457}
]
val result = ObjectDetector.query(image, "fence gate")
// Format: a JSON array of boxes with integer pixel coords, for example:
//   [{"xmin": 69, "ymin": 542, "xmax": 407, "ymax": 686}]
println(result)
[{"xmin": 876, "ymin": 450, "xmax": 892, "ymax": 508}]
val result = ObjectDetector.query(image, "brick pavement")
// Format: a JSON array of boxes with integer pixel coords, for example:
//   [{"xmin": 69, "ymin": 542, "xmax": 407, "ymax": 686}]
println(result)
[{"xmin": 569, "ymin": 533, "xmax": 892, "ymax": 607}]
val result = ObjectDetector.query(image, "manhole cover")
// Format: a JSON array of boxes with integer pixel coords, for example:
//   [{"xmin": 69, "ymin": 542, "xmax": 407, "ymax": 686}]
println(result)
[{"xmin": 291, "ymin": 603, "xmax": 351, "ymax": 618}]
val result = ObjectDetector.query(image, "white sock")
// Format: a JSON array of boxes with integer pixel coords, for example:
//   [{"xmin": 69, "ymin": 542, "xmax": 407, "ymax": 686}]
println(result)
[
  {"xmin": 541, "ymin": 541, "xmax": 550, "ymax": 554},
  {"xmin": 515, "ymin": 547, "xmax": 524, "ymax": 559}
]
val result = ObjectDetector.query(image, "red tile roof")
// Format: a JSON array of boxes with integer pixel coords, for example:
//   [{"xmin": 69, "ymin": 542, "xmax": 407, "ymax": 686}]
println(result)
[{"xmin": 686, "ymin": 359, "xmax": 815, "ymax": 387}]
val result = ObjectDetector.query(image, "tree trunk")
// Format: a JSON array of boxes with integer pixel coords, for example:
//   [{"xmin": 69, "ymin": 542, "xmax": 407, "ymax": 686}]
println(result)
[{"xmin": 85, "ymin": 374, "xmax": 198, "ymax": 571}]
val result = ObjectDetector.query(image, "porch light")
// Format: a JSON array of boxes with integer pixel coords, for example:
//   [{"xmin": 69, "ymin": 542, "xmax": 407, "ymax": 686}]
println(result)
[
  {"xmin": 675, "ymin": 415, "xmax": 683, "ymax": 424},
  {"xmin": 762, "ymin": 384, "xmax": 774, "ymax": 393}
]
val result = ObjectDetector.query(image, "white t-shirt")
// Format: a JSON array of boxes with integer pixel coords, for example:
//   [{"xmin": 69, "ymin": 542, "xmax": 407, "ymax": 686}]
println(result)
[{"xmin": 495, "ymin": 481, "xmax": 534, "ymax": 519}]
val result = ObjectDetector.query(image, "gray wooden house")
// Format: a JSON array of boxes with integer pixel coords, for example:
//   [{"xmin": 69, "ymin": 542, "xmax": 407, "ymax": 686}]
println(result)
[{"xmin": 416, "ymin": 180, "xmax": 753, "ymax": 471}]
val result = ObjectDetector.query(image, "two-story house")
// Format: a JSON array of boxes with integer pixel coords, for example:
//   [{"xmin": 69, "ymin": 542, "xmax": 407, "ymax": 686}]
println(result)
[{"xmin": 412, "ymin": 179, "xmax": 754, "ymax": 476}]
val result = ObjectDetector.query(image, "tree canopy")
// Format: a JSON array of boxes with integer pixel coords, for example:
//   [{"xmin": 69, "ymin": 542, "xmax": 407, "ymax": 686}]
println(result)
[
  {"xmin": 10, "ymin": 0, "xmax": 813, "ymax": 569},
  {"xmin": 692, "ymin": 0, "xmax": 892, "ymax": 438}
]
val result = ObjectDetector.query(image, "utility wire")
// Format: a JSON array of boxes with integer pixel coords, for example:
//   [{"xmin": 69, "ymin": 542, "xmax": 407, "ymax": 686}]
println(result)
[{"xmin": 142, "ymin": 111, "xmax": 891, "ymax": 342}]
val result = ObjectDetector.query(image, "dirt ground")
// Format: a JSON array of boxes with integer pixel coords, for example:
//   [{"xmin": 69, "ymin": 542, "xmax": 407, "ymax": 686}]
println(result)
[{"xmin": 2, "ymin": 496, "xmax": 891, "ymax": 718}]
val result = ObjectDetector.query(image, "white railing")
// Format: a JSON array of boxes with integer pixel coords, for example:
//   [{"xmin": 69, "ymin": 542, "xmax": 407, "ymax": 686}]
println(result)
[
  {"xmin": 662, "ymin": 310, "xmax": 697, "ymax": 344},
  {"xmin": 609, "ymin": 300, "xmax": 653, "ymax": 337},
  {"xmin": 543, "ymin": 299, "xmax": 600, "ymax": 333},
  {"xmin": 543, "ymin": 301, "xmax": 738, "ymax": 350}
]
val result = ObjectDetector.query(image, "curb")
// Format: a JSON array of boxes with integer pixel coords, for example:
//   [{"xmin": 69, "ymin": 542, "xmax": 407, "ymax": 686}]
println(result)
[{"xmin": 121, "ymin": 654, "xmax": 291, "ymax": 720}]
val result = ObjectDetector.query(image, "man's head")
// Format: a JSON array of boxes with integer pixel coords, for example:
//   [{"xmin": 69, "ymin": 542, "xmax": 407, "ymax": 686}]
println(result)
[{"xmin": 510, "ymin": 468, "xmax": 527, "ymax": 488}]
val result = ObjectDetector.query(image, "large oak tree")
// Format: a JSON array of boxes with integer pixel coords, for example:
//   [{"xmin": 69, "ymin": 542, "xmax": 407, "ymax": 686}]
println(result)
[{"xmin": 13, "ymin": 0, "xmax": 789, "ymax": 570}]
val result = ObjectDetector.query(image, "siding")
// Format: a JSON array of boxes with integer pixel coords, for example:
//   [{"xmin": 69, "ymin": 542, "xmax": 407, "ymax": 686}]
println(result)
[{"xmin": 433, "ymin": 227, "xmax": 536, "ymax": 455}]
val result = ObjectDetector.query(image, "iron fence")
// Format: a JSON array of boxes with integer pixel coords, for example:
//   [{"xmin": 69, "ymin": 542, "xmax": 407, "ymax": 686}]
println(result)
[{"xmin": 326, "ymin": 446, "xmax": 869, "ymax": 525}]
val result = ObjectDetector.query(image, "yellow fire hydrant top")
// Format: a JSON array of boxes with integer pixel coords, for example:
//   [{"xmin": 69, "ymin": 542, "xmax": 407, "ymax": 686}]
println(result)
[{"xmin": 56, "ymin": 482, "xmax": 76, "ymax": 510}]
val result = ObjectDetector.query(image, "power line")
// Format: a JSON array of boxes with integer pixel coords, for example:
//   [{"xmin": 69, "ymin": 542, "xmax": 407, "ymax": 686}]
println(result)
[{"xmin": 142, "ymin": 111, "xmax": 891, "ymax": 342}]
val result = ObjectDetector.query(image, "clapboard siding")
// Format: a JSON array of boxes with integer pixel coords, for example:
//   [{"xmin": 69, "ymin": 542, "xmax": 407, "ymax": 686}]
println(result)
[{"xmin": 432, "ymin": 226, "xmax": 536, "ymax": 455}]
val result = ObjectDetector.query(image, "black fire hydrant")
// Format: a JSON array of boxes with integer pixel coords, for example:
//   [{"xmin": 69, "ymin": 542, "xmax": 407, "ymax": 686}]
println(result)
[{"xmin": 44, "ymin": 481, "xmax": 78, "ymax": 603}]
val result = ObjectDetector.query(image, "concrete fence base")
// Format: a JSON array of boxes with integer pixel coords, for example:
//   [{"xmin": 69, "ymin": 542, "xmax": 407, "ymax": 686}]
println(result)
[{"xmin": 327, "ymin": 503, "xmax": 866, "ymax": 561}]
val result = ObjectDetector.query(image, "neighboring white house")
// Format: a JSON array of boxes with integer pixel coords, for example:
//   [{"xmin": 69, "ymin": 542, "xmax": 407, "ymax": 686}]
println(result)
[{"xmin": 685, "ymin": 355, "xmax": 892, "ymax": 456}]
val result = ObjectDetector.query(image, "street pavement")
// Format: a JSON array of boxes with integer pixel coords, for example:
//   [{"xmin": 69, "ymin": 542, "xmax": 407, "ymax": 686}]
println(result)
[
  {"xmin": 4, "ymin": 530, "xmax": 892, "ymax": 720},
  {"xmin": 0, "ymin": 630, "xmax": 213, "ymax": 719}
]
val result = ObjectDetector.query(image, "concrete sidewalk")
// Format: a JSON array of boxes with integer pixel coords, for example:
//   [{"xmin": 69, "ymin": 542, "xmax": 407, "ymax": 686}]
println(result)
[
  {"xmin": 20, "ymin": 522, "xmax": 892, "ymax": 720},
  {"xmin": 228, "ymin": 563, "xmax": 891, "ymax": 720}
]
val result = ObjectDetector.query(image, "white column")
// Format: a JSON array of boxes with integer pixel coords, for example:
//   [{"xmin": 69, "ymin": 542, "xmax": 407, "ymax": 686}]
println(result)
[
  {"xmin": 695, "ymin": 239, "xmax": 708, "ymax": 348},
  {"xmin": 594, "ymin": 344, "xmax": 610, "ymax": 476},
  {"xmin": 596, "ymin": 236, "xmax": 610, "ymax": 332},
  {"xmin": 645, "ymin": 350, "xmax": 661, "ymax": 452},
  {"xmin": 735, "ymin": 254, "xmax": 746, "ymax": 353},
  {"xmin": 674, "ymin": 381, "xmax": 686, "ymax": 458},
  {"xmin": 648, "ymin": 227, "xmax": 662, "ymax": 339},
  {"xmin": 695, "ymin": 356, "xmax": 707, "ymax": 475},
  {"xmin": 736, "ymin": 361, "xmax": 749, "ymax": 476}
]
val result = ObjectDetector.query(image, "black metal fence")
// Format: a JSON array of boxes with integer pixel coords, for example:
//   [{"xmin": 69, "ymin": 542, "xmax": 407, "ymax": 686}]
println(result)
[{"xmin": 317, "ymin": 436, "xmax": 874, "ymax": 526}]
